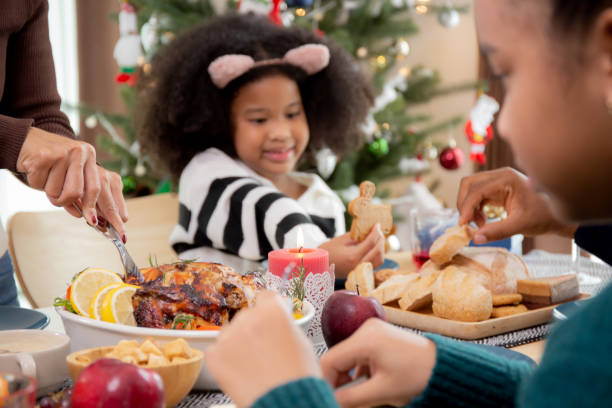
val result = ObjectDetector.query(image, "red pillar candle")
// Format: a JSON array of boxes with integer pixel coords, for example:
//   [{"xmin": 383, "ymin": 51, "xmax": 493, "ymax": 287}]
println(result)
[{"xmin": 268, "ymin": 248, "xmax": 329, "ymax": 278}]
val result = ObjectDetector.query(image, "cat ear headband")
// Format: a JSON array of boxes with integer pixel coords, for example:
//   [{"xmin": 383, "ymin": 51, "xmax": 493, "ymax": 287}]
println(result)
[{"xmin": 207, "ymin": 44, "xmax": 330, "ymax": 89}]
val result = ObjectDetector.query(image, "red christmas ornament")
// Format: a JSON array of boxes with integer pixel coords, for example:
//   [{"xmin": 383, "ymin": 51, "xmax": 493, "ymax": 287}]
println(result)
[{"xmin": 439, "ymin": 146, "xmax": 464, "ymax": 170}]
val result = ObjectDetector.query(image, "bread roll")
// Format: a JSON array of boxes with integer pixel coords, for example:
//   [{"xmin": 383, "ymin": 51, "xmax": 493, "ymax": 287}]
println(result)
[
  {"xmin": 432, "ymin": 266, "xmax": 492, "ymax": 322},
  {"xmin": 371, "ymin": 273, "xmax": 418, "ymax": 305},
  {"xmin": 398, "ymin": 270, "xmax": 441, "ymax": 311},
  {"xmin": 429, "ymin": 225, "xmax": 474, "ymax": 266},
  {"xmin": 345, "ymin": 262, "xmax": 375, "ymax": 296},
  {"xmin": 457, "ymin": 247, "xmax": 530, "ymax": 294},
  {"xmin": 374, "ymin": 268, "xmax": 401, "ymax": 287}
]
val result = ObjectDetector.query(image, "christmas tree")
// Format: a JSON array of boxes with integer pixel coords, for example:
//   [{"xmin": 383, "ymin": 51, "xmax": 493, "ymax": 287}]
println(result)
[{"xmin": 93, "ymin": 0, "xmax": 476, "ymax": 197}]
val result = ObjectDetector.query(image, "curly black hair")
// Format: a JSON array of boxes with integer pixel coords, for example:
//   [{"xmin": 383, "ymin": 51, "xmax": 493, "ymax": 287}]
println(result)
[{"xmin": 136, "ymin": 13, "xmax": 374, "ymax": 181}]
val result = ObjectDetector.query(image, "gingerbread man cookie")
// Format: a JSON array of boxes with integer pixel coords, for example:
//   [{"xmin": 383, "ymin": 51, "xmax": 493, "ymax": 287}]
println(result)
[{"xmin": 348, "ymin": 181, "xmax": 393, "ymax": 242}]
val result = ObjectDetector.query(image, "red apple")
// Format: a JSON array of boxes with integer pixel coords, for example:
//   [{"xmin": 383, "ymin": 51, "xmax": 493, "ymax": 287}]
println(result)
[
  {"xmin": 71, "ymin": 358, "xmax": 165, "ymax": 408},
  {"xmin": 321, "ymin": 290, "xmax": 386, "ymax": 348}
]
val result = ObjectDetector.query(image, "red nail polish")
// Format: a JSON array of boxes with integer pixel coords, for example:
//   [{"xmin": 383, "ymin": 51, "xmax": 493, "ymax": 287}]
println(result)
[
  {"xmin": 91, "ymin": 215, "xmax": 98, "ymax": 225},
  {"xmin": 122, "ymin": 234, "xmax": 127, "ymax": 244}
]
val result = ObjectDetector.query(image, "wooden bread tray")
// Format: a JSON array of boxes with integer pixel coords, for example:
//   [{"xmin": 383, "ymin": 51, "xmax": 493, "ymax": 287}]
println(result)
[{"xmin": 384, "ymin": 294, "xmax": 589, "ymax": 340}]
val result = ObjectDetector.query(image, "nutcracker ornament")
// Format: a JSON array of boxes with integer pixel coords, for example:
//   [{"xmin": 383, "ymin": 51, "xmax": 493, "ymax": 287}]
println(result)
[
  {"xmin": 113, "ymin": 1, "xmax": 143, "ymax": 85},
  {"xmin": 464, "ymin": 94, "xmax": 500, "ymax": 164}
]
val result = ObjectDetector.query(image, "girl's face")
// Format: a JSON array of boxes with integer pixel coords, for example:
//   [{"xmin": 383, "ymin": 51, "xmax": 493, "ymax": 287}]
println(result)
[
  {"xmin": 475, "ymin": 0, "xmax": 612, "ymax": 222},
  {"xmin": 231, "ymin": 74, "xmax": 309, "ymax": 181}
]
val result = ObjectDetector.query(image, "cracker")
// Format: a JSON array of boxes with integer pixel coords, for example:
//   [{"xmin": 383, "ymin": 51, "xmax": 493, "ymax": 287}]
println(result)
[
  {"xmin": 492, "ymin": 293, "xmax": 523, "ymax": 306},
  {"xmin": 490, "ymin": 304, "xmax": 528, "ymax": 318}
]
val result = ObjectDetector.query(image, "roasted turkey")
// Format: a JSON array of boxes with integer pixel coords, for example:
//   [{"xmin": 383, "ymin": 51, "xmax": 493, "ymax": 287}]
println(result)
[{"xmin": 127, "ymin": 262, "xmax": 264, "ymax": 329}]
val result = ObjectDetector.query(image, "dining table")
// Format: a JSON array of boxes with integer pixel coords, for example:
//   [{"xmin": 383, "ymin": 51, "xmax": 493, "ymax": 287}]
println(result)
[{"xmin": 32, "ymin": 249, "xmax": 612, "ymax": 407}]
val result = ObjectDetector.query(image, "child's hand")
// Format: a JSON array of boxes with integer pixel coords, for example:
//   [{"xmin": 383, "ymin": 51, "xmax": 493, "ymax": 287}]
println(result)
[
  {"xmin": 320, "ymin": 224, "xmax": 385, "ymax": 278},
  {"xmin": 320, "ymin": 318, "xmax": 436, "ymax": 408},
  {"xmin": 205, "ymin": 291, "xmax": 321, "ymax": 408}
]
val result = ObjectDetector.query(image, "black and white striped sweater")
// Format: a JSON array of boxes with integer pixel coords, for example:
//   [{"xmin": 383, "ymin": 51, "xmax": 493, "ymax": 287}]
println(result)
[{"xmin": 169, "ymin": 148, "xmax": 346, "ymax": 272}]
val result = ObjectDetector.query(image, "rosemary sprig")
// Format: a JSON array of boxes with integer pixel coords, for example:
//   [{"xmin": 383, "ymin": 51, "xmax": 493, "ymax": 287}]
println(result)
[
  {"xmin": 148, "ymin": 254, "xmax": 159, "ymax": 268},
  {"xmin": 170, "ymin": 313, "xmax": 196, "ymax": 330},
  {"xmin": 288, "ymin": 258, "xmax": 307, "ymax": 312},
  {"xmin": 148, "ymin": 256, "xmax": 196, "ymax": 268},
  {"xmin": 53, "ymin": 297, "xmax": 76, "ymax": 314}
]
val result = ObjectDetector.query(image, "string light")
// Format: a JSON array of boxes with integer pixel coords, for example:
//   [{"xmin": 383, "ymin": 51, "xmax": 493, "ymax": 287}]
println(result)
[
  {"xmin": 415, "ymin": 5, "xmax": 428, "ymax": 14},
  {"xmin": 376, "ymin": 55, "xmax": 387, "ymax": 68},
  {"xmin": 382, "ymin": 123, "xmax": 391, "ymax": 131},
  {"xmin": 296, "ymin": 8, "xmax": 306, "ymax": 17},
  {"xmin": 137, "ymin": 55, "xmax": 146, "ymax": 66},
  {"xmin": 399, "ymin": 66, "xmax": 411, "ymax": 77}
]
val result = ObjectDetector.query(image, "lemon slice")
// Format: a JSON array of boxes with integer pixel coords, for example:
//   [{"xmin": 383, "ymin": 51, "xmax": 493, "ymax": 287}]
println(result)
[
  {"xmin": 89, "ymin": 282, "xmax": 123, "ymax": 320},
  {"xmin": 101, "ymin": 284, "xmax": 140, "ymax": 326},
  {"xmin": 69, "ymin": 268, "xmax": 123, "ymax": 317}
]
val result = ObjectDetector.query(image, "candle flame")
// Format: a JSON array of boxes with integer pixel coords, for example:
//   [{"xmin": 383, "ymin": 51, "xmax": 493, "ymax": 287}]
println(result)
[{"xmin": 296, "ymin": 227, "xmax": 304, "ymax": 249}]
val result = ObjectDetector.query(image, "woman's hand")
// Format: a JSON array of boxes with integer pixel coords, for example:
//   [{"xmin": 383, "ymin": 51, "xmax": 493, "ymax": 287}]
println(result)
[
  {"xmin": 320, "ymin": 318, "xmax": 436, "ymax": 408},
  {"xmin": 320, "ymin": 225, "xmax": 385, "ymax": 278},
  {"xmin": 205, "ymin": 291, "xmax": 321, "ymax": 408},
  {"xmin": 16, "ymin": 127, "xmax": 128, "ymax": 240},
  {"xmin": 457, "ymin": 167, "xmax": 576, "ymax": 244}
]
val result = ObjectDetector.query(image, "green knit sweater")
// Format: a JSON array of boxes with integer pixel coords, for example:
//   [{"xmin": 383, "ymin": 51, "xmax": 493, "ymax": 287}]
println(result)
[{"xmin": 253, "ymin": 281, "xmax": 612, "ymax": 408}]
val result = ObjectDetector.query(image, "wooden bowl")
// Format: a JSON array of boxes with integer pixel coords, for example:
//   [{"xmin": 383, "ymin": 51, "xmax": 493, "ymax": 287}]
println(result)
[
  {"xmin": 58, "ymin": 300, "xmax": 314, "ymax": 389},
  {"xmin": 66, "ymin": 346, "xmax": 204, "ymax": 407}
]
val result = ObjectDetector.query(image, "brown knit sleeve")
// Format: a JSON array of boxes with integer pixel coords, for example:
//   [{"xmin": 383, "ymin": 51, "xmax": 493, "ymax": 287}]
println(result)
[{"xmin": 0, "ymin": 0, "xmax": 75, "ymax": 172}]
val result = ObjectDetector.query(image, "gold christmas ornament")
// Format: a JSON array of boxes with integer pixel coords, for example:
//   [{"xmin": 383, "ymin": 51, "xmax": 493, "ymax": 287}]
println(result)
[{"xmin": 422, "ymin": 142, "xmax": 438, "ymax": 161}]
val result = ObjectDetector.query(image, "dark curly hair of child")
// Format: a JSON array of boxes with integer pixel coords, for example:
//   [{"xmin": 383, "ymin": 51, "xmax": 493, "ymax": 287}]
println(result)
[{"xmin": 136, "ymin": 13, "xmax": 374, "ymax": 181}]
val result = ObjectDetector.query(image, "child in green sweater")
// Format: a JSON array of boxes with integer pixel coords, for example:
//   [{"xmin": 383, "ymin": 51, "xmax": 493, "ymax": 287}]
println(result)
[{"xmin": 205, "ymin": 0, "xmax": 612, "ymax": 407}]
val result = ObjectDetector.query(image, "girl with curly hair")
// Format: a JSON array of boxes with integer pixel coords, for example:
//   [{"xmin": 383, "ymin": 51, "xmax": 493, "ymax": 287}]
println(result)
[{"xmin": 137, "ymin": 14, "xmax": 381, "ymax": 276}]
